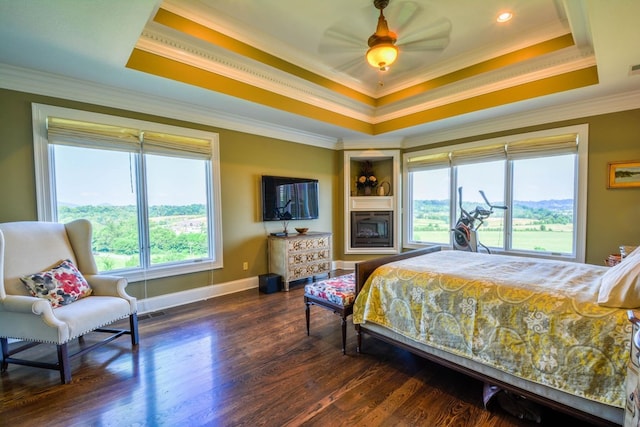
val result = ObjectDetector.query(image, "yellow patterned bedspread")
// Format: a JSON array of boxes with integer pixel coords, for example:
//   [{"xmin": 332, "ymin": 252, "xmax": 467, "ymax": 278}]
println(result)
[{"xmin": 353, "ymin": 250, "xmax": 631, "ymax": 407}]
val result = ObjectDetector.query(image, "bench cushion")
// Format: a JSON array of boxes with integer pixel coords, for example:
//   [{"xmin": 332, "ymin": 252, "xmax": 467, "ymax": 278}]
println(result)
[{"xmin": 304, "ymin": 273, "xmax": 355, "ymax": 306}]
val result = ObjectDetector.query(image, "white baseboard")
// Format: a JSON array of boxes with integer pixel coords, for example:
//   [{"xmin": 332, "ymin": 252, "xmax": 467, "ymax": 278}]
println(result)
[
  {"xmin": 334, "ymin": 260, "xmax": 358, "ymax": 270},
  {"xmin": 137, "ymin": 276, "xmax": 258, "ymax": 315},
  {"xmin": 136, "ymin": 262, "xmax": 359, "ymax": 315}
]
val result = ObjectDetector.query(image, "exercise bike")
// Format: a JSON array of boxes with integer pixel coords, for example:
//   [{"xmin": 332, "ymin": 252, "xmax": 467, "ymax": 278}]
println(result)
[{"xmin": 452, "ymin": 187, "xmax": 507, "ymax": 253}]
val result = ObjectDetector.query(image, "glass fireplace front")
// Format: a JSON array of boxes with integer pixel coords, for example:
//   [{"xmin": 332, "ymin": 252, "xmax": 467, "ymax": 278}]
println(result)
[{"xmin": 351, "ymin": 211, "xmax": 393, "ymax": 248}]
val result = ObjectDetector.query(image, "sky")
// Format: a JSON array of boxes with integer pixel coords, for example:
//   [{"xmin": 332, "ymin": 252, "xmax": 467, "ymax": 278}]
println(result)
[
  {"xmin": 54, "ymin": 146, "xmax": 206, "ymax": 206},
  {"xmin": 55, "ymin": 145, "xmax": 574, "ymax": 208},
  {"xmin": 413, "ymin": 155, "xmax": 575, "ymax": 203}
]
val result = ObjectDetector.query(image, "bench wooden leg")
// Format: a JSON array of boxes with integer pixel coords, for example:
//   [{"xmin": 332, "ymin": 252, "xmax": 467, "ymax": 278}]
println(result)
[
  {"xmin": 305, "ymin": 298, "xmax": 311, "ymax": 336},
  {"xmin": 340, "ymin": 314, "xmax": 347, "ymax": 355}
]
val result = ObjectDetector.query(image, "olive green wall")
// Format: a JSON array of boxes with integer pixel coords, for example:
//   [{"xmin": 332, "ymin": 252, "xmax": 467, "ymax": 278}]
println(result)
[
  {"xmin": 585, "ymin": 110, "xmax": 640, "ymax": 264},
  {"xmin": 0, "ymin": 88, "xmax": 338, "ymax": 299},
  {"xmin": 1, "ymin": 87, "xmax": 639, "ymax": 299}
]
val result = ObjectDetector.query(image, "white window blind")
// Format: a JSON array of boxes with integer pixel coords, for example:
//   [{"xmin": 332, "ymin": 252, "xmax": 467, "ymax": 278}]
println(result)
[
  {"xmin": 450, "ymin": 144, "xmax": 506, "ymax": 166},
  {"xmin": 47, "ymin": 117, "xmax": 140, "ymax": 152},
  {"xmin": 406, "ymin": 133, "xmax": 579, "ymax": 168},
  {"xmin": 506, "ymin": 133, "xmax": 578, "ymax": 159},
  {"xmin": 406, "ymin": 152, "xmax": 450, "ymax": 171},
  {"xmin": 142, "ymin": 131, "xmax": 211, "ymax": 159},
  {"xmin": 47, "ymin": 117, "xmax": 212, "ymax": 159}
]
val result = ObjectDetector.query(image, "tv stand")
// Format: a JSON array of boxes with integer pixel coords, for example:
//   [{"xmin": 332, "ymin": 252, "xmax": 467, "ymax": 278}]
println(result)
[{"xmin": 267, "ymin": 232, "xmax": 332, "ymax": 291}]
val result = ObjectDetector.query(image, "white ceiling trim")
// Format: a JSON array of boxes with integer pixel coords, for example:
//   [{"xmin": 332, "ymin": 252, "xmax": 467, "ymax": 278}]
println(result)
[
  {"xmin": 373, "ymin": 46, "xmax": 596, "ymax": 123},
  {"xmin": 2, "ymin": 62, "xmax": 639, "ymax": 153},
  {"xmin": 399, "ymin": 88, "xmax": 640, "ymax": 149},
  {"xmin": 137, "ymin": 25, "xmax": 375, "ymax": 121},
  {"xmin": 159, "ymin": 0, "xmax": 376, "ymax": 96},
  {"xmin": 379, "ymin": 20, "xmax": 574, "ymax": 97},
  {"xmin": 137, "ymin": 23, "xmax": 597, "ymax": 131},
  {"xmin": 0, "ymin": 63, "xmax": 338, "ymax": 149}
]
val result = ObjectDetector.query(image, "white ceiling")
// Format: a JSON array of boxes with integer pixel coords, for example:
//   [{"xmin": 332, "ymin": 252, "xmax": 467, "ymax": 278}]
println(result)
[{"xmin": 1, "ymin": 0, "xmax": 639, "ymax": 149}]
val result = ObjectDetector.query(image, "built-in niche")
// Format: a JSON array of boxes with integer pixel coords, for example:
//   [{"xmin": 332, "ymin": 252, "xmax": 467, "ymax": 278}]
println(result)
[{"xmin": 344, "ymin": 150, "xmax": 400, "ymax": 254}]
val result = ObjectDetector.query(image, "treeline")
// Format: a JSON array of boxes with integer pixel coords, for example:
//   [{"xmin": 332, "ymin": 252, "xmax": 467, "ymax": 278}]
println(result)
[
  {"xmin": 412, "ymin": 200, "xmax": 573, "ymax": 225},
  {"xmin": 58, "ymin": 205, "xmax": 208, "ymax": 260}
]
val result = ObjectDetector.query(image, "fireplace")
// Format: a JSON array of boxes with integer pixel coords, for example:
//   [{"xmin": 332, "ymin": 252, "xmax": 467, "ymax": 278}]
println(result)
[{"xmin": 351, "ymin": 211, "xmax": 393, "ymax": 248}]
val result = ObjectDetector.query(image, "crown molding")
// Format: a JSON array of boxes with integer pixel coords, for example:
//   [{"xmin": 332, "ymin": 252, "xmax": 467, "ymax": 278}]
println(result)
[
  {"xmin": 138, "ymin": 23, "xmax": 600, "ymax": 132},
  {"xmin": 0, "ymin": 63, "xmax": 338, "ymax": 149},
  {"xmin": 401, "ymin": 87, "xmax": 640, "ymax": 148},
  {"xmin": 375, "ymin": 46, "xmax": 596, "ymax": 122},
  {"xmin": 158, "ymin": 0, "xmax": 368, "ymax": 95},
  {"xmin": 3, "ymin": 61, "xmax": 639, "ymax": 153},
  {"xmin": 137, "ymin": 24, "xmax": 376, "ymax": 119},
  {"xmin": 380, "ymin": 21, "xmax": 573, "ymax": 96},
  {"xmin": 339, "ymin": 137, "xmax": 404, "ymax": 151}
]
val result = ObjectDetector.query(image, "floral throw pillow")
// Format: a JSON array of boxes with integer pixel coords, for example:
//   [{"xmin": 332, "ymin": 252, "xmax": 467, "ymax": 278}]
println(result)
[{"xmin": 20, "ymin": 259, "xmax": 93, "ymax": 308}]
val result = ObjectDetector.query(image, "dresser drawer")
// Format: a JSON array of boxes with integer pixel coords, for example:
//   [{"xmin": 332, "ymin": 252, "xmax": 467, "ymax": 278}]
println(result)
[
  {"xmin": 289, "ymin": 248, "xmax": 330, "ymax": 265},
  {"xmin": 287, "ymin": 236, "xmax": 330, "ymax": 252},
  {"xmin": 289, "ymin": 261, "xmax": 331, "ymax": 281}
]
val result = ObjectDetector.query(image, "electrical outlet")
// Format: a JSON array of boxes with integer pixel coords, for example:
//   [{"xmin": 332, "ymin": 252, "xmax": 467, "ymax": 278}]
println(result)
[{"xmin": 242, "ymin": 261, "xmax": 249, "ymax": 271}]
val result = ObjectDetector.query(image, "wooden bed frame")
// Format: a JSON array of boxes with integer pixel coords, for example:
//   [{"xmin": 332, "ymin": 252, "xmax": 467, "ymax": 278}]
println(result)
[{"xmin": 353, "ymin": 246, "xmax": 622, "ymax": 427}]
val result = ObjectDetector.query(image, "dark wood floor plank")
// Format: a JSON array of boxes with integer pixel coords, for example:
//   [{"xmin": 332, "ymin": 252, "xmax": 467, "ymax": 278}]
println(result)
[{"xmin": 1, "ymin": 274, "xmax": 602, "ymax": 427}]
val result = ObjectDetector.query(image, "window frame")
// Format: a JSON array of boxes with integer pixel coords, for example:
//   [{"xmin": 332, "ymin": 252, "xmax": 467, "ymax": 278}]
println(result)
[
  {"xmin": 32, "ymin": 103, "xmax": 224, "ymax": 281},
  {"xmin": 402, "ymin": 124, "xmax": 589, "ymax": 262}
]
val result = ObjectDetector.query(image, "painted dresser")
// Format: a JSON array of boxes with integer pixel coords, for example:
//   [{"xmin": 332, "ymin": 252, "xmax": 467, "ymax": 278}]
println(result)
[{"xmin": 268, "ymin": 232, "xmax": 331, "ymax": 291}]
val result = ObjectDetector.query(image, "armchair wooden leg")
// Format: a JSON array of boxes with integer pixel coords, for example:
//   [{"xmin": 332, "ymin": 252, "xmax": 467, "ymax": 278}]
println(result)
[
  {"xmin": 129, "ymin": 313, "xmax": 139, "ymax": 346},
  {"xmin": 1, "ymin": 337, "xmax": 8, "ymax": 372},
  {"xmin": 57, "ymin": 343, "xmax": 71, "ymax": 384}
]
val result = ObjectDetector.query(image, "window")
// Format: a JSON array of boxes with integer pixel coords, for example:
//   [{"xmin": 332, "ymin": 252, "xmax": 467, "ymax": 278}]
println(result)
[
  {"xmin": 456, "ymin": 160, "xmax": 506, "ymax": 250},
  {"xmin": 32, "ymin": 104, "xmax": 223, "ymax": 281},
  {"xmin": 404, "ymin": 125, "xmax": 588, "ymax": 262},
  {"xmin": 408, "ymin": 168, "xmax": 450, "ymax": 244}
]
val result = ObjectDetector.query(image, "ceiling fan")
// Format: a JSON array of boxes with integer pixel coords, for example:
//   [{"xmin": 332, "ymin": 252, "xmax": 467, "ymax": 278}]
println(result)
[
  {"xmin": 366, "ymin": 0, "xmax": 399, "ymax": 70},
  {"xmin": 318, "ymin": 0, "xmax": 451, "ymax": 78}
]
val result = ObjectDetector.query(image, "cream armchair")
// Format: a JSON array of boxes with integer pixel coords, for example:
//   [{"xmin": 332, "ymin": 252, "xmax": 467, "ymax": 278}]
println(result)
[{"xmin": 0, "ymin": 219, "xmax": 138, "ymax": 384}]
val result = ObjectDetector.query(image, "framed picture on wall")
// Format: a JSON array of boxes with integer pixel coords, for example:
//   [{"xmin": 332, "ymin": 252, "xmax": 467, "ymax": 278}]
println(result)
[{"xmin": 608, "ymin": 160, "xmax": 640, "ymax": 188}]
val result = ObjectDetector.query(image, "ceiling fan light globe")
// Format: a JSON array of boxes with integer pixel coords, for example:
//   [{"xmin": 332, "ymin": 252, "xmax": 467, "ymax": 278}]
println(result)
[{"xmin": 366, "ymin": 44, "xmax": 398, "ymax": 69}]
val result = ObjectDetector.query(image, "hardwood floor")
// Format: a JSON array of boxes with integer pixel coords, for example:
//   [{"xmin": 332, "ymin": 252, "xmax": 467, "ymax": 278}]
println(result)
[{"xmin": 1, "ymin": 276, "xmax": 602, "ymax": 427}]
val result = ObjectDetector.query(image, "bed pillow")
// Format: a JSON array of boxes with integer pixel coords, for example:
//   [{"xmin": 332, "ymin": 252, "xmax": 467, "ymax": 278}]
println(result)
[
  {"xmin": 20, "ymin": 259, "xmax": 93, "ymax": 308},
  {"xmin": 598, "ymin": 253, "xmax": 640, "ymax": 308},
  {"xmin": 625, "ymin": 245, "xmax": 640, "ymax": 259}
]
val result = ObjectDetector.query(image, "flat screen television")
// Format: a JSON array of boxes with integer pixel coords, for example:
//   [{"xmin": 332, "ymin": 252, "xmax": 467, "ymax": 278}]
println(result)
[{"xmin": 262, "ymin": 175, "xmax": 319, "ymax": 221}]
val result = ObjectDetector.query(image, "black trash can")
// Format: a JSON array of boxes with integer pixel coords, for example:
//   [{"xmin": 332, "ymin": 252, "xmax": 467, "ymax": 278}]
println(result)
[{"xmin": 259, "ymin": 273, "xmax": 282, "ymax": 294}]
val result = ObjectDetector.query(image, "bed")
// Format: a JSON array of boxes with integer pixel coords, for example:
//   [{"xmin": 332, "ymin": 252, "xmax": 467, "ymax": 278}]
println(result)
[{"xmin": 353, "ymin": 246, "xmax": 640, "ymax": 426}]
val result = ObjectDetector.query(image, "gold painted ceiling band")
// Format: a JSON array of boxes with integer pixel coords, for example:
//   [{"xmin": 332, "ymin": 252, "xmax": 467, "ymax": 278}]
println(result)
[
  {"xmin": 154, "ymin": 8, "xmax": 575, "ymax": 111},
  {"xmin": 126, "ymin": 49, "xmax": 374, "ymax": 134},
  {"xmin": 372, "ymin": 66, "xmax": 599, "ymax": 134},
  {"xmin": 376, "ymin": 34, "xmax": 576, "ymax": 107},
  {"xmin": 127, "ymin": 46, "xmax": 596, "ymax": 136},
  {"xmin": 153, "ymin": 8, "xmax": 376, "ymax": 107}
]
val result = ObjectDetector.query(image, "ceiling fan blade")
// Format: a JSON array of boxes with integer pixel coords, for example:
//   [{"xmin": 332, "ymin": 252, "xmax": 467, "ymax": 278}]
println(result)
[
  {"xmin": 399, "ymin": 37, "xmax": 450, "ymax": 51},
  {"xmin": 318, "ymin": 44, "xmax": 364, "ymax": 55},
  {"xmin": 318, "ymin": 27, "xmax": 365, "ymax": 54},
  {"xmin": 333, "ymin": 55, "xmax": 367, "ymax": 73},
  {"xmin": 322, "ymin": 27, "xmax": 364, "ymax": 47},
  {"xmin": 399, "ymin": 17, "xmax": 452, "ymax": 44},
  {"xmin": 386, "ymin": 1, "xmax": 420, "ymax": 34}
]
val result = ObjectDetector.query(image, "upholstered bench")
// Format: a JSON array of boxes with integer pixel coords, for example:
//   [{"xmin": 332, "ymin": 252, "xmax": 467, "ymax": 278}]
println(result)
[{"xmin": 304, "ymin": 273, "xmax": 356, "ymax": 354}]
